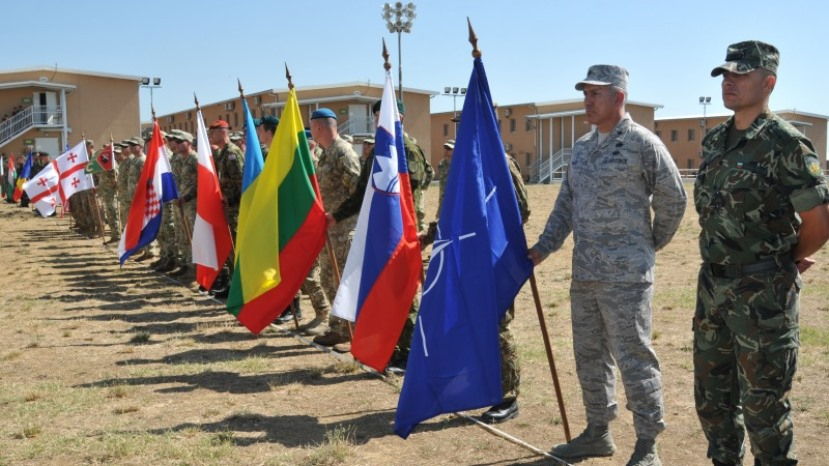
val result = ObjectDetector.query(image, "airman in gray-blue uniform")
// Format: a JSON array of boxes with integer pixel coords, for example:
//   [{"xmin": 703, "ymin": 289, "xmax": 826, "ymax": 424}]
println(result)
[
  {"xmin": 694, "ymin": 40, "xmax": 829, "ymax": 466},
  {"xmin": 529, "ymin": 65, "xmax": 686, "ymax": 466}
]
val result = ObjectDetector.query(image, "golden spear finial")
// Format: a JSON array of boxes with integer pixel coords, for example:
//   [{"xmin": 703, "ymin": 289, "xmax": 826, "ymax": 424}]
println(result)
[
  {"xmin": 383, "ymin": 39, "xmax": 391, "ymax": 72},
  {"xmin": 468, "ymin": 18, "xmax": 481, "ymax": 59},
  {"xmin": 285, "ymin": 64, "xmax": 294, "ymax": 90}
]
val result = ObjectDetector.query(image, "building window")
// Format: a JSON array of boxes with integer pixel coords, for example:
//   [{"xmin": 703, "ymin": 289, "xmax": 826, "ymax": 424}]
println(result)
[
  {"xmin": 510, "ymin": 119, "xmax": 516, "ymax": 133},
  {"xmin": 656, "ymin": 130, "xmax": 662, "ymax": 139},
  {"xmin": 688, "ymin": 128, "xmax": 695, "ymax": 141},
  {"xmin": 525, "ymin": 152, "xmax": 532, "ymax": 167},
  {"xmin": 526, "ymin": 120, "xmax": 533, "ymax": 132},
  {"xmin": 670, "ymin": 130, "xmax": 678, "ymax": 142},
  {"xmin": 687, "ymin": 159, "xmax": 695, "ymax": 169},
  {"xmin": 443, "ymin": 123, "xmax": 448, "ymax": 137}
]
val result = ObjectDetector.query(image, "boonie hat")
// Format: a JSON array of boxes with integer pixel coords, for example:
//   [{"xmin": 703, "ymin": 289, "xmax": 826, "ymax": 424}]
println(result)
[
  {"xmin": 711, "ymin": 40, "xmax": 779, "ymax": 77},
  {"xmin": 575, "ymin": 64, "xmax": 629, "ymax": 92}
]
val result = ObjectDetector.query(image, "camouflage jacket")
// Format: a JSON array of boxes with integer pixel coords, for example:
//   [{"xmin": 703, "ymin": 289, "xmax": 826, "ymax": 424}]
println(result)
[
  {"xmin": 332, "ymin": 149, "xmax": 373, "ymax": 223},
  {"xmin": 127, "ymin": 154, "xmax": 146, "ymax": 198},
  {"xmin": 117, "ymin": 156, "xmax": 133, "ymax": 195},
  {"xmin": 507, "ymin": 155, "xmax": 530, "ymax": 224},
  {"xmin": 534, "ymin": 114, "xmax": 687, "ymax": 283},
  {"xmin": 172, "ymin": 150, "xmax": 198, "ymax": 204},
  {"xmin": 317, "ymin": 136, "xmax": 360, "ymax": 224},
  {"xmin": 214, "ymin": 143, "xmax": 244, "ymax": 206},
  {"xmin": 695, "ymin": 111, "xmax": 829, "ymax": 265},
  {"xmin": 403, "ymin": 135, "xmax": 433, "ymax": 189}
]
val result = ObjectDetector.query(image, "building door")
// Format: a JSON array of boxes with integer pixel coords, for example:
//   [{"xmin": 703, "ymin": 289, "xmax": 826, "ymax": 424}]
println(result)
[
  {"xmin": 348, "ymin": 104, "xmax": 370, "ymax": 135},
  {"xmin": 33, "ymin": 91, "xmax": 58, "ymax": 124},
  {"xmin": 35, "ymin": 137, "xmax": 59, "ymax": 159}
]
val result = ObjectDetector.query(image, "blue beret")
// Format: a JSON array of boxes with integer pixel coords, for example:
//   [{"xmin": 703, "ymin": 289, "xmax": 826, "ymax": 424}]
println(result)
[{"xmin": 310, "ymin": 108, "xmax": 337, "ymax": 120}]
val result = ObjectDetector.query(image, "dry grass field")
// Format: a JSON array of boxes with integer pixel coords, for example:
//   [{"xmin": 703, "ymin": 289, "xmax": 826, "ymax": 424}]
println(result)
[{"xmin": 1, "ymin": 181, "xmax": 827, "ymax": 465}]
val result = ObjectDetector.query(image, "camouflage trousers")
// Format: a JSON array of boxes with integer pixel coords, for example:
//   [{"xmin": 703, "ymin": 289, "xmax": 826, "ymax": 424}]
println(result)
[
  {"xmin": 172, "ymin": 200, "xmax": 196, "ymax": 266},
  {"xmin": 693, "ymin": 264, "xmax": 800, "ymax": 466},
  {"xmin": 157, "ymin": 203, "xmax": 177, "ymax": 262},
  {"xmin": 223, "ymin": 204, "xmax": 240, "ymax": 271},
  {"xmin": 413, "ymin": 187, "xmax": 425, "ymax": 231},
  {"xmin": 100, "ymin": 191, "xmax": 120, "ymax": 239},
  {"xmin": 391, "ymin": 293, "xmax": 420, "ymax": 363},
  {"xmin": 499, "ymin": 304, "xmax": 520, "ymax": 399},
  {"xmin": 319, "ymin": 222, "xmax": 354, "ymax": 337},
  {"xmin": 300, "ymin": 258, "xmax": 330, "ymax": 319},
  {"xmin": 570, "ymin": 280, "xmax": 665, "ymax": 439}
]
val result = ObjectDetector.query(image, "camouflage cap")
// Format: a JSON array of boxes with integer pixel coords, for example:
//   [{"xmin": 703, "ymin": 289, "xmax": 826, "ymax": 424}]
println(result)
[
  {"xmin": 443, "ymin": 139, "xmax": 455, "ymax": 149},
  {"xmin": 575, "ymin": 64, "xmax": 629, "ymax": 91},
  {"xmin": 363, "ymin": 137, "xmax": 375, "ymax": 144},
  {"xmin": 128, "ymin": 137, "xmax": 144, "ymax": 146},
  {"xmin": 172, "ymin": 130, "xmax": 195, "ymax": 144},
  {"xmin": 711, "ymin": 40, "xmax": 779, "ymax": 77},
  {"xmin": 229, "ymin": 131, "xmax": 244, "ymax": 142},
  {"xmin": 342, "ymin": 134, "xmax": 353, "ymax": 143}
]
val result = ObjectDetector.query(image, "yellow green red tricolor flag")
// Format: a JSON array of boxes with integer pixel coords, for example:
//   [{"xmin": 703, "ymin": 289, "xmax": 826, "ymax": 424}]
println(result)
[{"xmin": 226, "ymin": 88, "xmax": 327, "ymax": 333}]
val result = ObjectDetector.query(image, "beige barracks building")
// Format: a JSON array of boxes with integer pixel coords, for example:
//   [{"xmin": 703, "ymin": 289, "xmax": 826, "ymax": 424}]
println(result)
[
  {"xmin": 157, "ymin": 83, "xmax": 436, "ymax": 157},
  {"xmin": 654, "ymin": 110, "xmax": 828, "ymax": 175},
  {"xmin": 0, "ymin": 67, "xmax": 141, "ymax": 158}
]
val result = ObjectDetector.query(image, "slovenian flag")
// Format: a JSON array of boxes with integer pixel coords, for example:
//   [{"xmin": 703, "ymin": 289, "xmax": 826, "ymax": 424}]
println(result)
[
  {"xmin": 331, "ymin": 70, "xmax": 421, "ymax": 372},
  {"xmin": 192, "ymin": 107, "xmax": 232, "ymax": 290},
  {"xmin": 226, "ymin": 87, "xmax": 327, "ymax": 334},
  {"xmin": 117, "ymin": 121, "xmax": 179, "ymax": 264}
]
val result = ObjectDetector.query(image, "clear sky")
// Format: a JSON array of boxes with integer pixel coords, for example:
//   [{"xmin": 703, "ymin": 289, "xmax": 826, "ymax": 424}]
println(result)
[{"xmin": 5, "ymin": 0, "xmax": 828, "ymax": 126}]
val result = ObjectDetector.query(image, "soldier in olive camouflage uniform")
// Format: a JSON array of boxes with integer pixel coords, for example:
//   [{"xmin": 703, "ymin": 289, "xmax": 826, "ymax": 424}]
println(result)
[
  {"xmin": 98, "ymin": 144, "xmax": 120, "ymax": 244},
  {"xmin": 308, "ymin": 108, "xmax": 361, "ymax": 352},
  {"xmin": 168, "ymin": 130, "xmax": 198, "ymax": 277},
  {"xmin": 404, "ymin": 133, "xmax": 433, "ymax": 231},
  {"xmin": 116, "ymin": 140, "xmax": 134, "ymax": 229},
  {"xmin": 694, "ymin": 41, "xmax": 829, "ymax": 466},
  {"xmin": 530, "ymin": 65, "xmax": 686, "ymax": 466},
  {"xmin": 208, "ymin": 120, "xmax": 244, "ymax": 296},
  {"xmin": 435, "ymin": 139, "xmax": 454, "ymax": 219}
]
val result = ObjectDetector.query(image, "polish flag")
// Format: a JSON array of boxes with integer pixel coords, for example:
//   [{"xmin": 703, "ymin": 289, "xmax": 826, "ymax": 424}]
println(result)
[{"xmin": 191, "ymin": 108, "xmax": 232, "ymax": 290}]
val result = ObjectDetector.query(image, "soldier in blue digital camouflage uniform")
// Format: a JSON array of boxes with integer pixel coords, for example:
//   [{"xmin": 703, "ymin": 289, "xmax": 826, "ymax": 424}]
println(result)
[
  {"xmin": 529, "ymin": 65, "xmax": 687, "ymax": 466},
  {"xmin": 694, "ymin": 40, "xmax": 829, "ymax": 466}
]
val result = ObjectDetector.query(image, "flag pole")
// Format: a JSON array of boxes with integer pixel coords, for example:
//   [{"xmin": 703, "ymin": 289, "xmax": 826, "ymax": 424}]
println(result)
[
  {"xmin": 467, "ymin": 17, "xmax": 572, "ymax": 441},
  {"xmin": 111, "ymin": 133, "xmax": 123, "ymax": 231},
  {"xmin": 83, "ymin": 133, "xmax": 107, "ymax": 244}
]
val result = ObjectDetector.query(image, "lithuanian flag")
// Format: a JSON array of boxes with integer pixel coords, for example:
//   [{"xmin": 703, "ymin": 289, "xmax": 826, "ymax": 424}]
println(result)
[{"xmin": 226, "ymin": 88, "xmax": 327, "ymax": 333}]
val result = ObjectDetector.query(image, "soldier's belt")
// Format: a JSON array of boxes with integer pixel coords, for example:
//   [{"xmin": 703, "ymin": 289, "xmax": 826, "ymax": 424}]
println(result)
[{"xmin": 708, "ymin": 257, "xmax": 781, "ymax": 279}]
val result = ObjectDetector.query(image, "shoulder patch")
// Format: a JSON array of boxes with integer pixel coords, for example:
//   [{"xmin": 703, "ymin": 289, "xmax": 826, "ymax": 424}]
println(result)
[{"xmin": 808, "ymin": 159, "xmax": 822, "ymax": 177}]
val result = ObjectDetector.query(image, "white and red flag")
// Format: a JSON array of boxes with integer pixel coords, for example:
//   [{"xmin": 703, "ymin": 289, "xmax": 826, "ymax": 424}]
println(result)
[
  {"xmin": 23, "ymin": 162, "xmax": 60, "ymax": 217},
  {"xmin": 117, "ymin": 122, "xmax": 179, "ymax": 264},
  {"xmin": 55, "ymin": 141, "xmax": 94, "ymax": 201},
  {"xmin": 191, "ymin": 108, "xmax": 232, "ymax": 290}
]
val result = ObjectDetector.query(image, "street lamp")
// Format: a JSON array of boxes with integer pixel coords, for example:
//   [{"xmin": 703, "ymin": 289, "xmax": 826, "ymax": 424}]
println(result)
[
  {"xmin": 699, "ymin": 96, "xmax": 711, "ymax": 134},
  {"xmin": 141, "ymin": 77, "xmax": 162, "ymax": 112},
  {"xmin": 442, "ymin": 86, "xmax": 466, "ymax": 136},
  {"xmin": 382, "ymin": 2, "xmax": 416, "ymax": 104}
]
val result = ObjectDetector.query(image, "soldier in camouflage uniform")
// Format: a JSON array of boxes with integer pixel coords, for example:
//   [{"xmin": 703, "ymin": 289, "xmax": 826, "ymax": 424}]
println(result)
[
  {"xmin": 694, "ymin": 41, "xmax": 829, "ymax": 466},
  {"xmin": 208, "ymin": 120, "xmax": 244, "ymax": 297},
  {"xmin": 152, "ymin": 131, "xmax": 178, "ymax": 272},
  {"xmin": 167, "ymin": 130, "xmax": 198, "ymax": 278},
  {"xmin": 529, "ymin": 65, "xmax": 686, "ymax": 466},
  {"xmin": 308, "ymin": 108, "xmax": 361, "ymax": 352},
  {"xmin": 99, "ymin": 143, "xmax": 121, "ymax": 244},
  {"xmin": 435, "ymin": 139, "xmax": 454, "ymax": 219},
  {"xmin": 116, "ymin": 140, "xmax": 134, "ymax": 232}
]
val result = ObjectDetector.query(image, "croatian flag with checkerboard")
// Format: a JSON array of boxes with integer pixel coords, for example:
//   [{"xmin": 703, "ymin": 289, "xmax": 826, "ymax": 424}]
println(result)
[{"xmin": 118, "ymin": 121, "xmax": 179, "ymax": 264}]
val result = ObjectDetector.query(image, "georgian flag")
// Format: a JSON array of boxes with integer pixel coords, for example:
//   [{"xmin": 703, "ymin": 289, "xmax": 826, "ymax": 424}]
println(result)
[
  {"xmin": 23, "ymin": 162, "xmax": 60, "ymax": 217},
  {"xmin": 55, "ymin": 141, "xmax": 94, "ymax": 201}
]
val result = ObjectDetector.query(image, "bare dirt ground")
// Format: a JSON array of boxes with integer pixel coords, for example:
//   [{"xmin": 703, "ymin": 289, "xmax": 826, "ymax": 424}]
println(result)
[{"xmin": 1, "ymin": 182, "xmax": 828, "ymax": 466}]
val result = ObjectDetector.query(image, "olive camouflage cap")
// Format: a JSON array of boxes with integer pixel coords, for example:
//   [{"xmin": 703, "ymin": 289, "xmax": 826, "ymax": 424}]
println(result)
[
  {"xmin": 711, "ymin": 40, "xmax": 779, "ymax": 77},
  {"xmin": 575, "ymin": 64, "xmax": 629, "ymax": 91}
]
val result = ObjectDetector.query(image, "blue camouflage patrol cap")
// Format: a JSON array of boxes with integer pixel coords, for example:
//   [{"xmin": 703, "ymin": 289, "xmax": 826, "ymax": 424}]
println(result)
[
  {"xmin": 310, "ymin": 108, "xmax": 337, "ymax": 120},
  {"xmin": 575, "ymin": 64, "xmax": 629, "ymax": 91},
  {"xmin": 711, "ymin": 40, "xmax": 779, "ymax": 77}
]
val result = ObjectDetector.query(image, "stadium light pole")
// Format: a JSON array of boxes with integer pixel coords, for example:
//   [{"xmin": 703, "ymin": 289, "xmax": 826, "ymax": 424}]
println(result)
[
  {"xmin": 382, "ymin": 2, "xmax": 416, "ymax": 105},
  {"xmin": 699, "ymin": 96, "xmax": 711, "ymax": 133},
  {"xmin": 442, "ymin": 86, "xmax": 466, "ymax": 137}
]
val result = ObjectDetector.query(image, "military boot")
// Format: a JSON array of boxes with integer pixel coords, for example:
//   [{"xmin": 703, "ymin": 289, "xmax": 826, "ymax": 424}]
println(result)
[
  {"xmin": 550, "ymin": 424, "xmax": 616, "ymax": 459},
  {"xmin": 626, "ymin": 438, "xmax": 661, "ymax": 466}
]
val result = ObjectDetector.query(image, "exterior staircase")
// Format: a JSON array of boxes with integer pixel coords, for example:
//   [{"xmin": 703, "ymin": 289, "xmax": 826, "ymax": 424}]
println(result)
[{"xmin": 529, "ymin": 148, "xmax": 571, "ymax": 183}]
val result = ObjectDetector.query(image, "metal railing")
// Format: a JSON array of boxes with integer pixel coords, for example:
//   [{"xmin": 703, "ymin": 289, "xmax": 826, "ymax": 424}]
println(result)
[
  {"xmin": 530, "ymin": 148, "xmax": 571, "ymax": 184},
  {"xmin": 338, "ymin": 116, "xmax": 375, "ymax": 137},
  {"xmin": 0, "ymin": 106, "xmax": 63, "ymax": 149}
]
